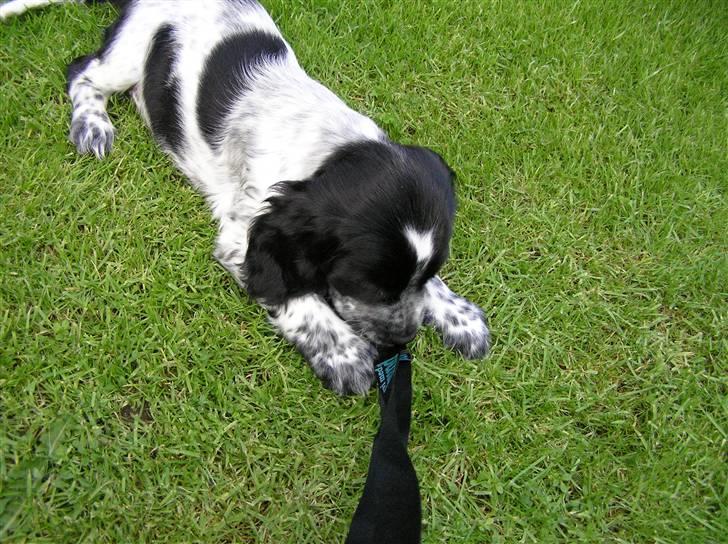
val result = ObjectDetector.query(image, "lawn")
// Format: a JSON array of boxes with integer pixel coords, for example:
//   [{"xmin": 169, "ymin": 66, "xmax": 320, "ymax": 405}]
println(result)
[{"xmin": 1, "ymin": 0, "xmax": 726, "ymax": 542}]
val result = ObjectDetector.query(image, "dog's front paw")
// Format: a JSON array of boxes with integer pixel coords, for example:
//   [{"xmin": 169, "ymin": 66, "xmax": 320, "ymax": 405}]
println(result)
[
  {"xmin": 70, "ymin": 110, "xmax": 115, "ymax": 158},
  {"xmin": 432, "ymin": 300, "xmax": 491, "ymax": 359},
  {"xmin": 424, "ymin": 276, "xmax": 491, "ymax": 359},
  {"xmin": 305, "ymin": 332, "xmax": 377, "ymax": 395},
  {"xmin": 271, "ymin": 295, "xmax": 378, "ymax": 395}
]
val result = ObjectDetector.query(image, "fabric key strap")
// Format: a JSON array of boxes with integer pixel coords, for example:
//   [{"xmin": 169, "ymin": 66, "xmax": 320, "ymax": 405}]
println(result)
[{"xmin": 345, "ymin": 350, "xmax": 422, "ymax": 544}]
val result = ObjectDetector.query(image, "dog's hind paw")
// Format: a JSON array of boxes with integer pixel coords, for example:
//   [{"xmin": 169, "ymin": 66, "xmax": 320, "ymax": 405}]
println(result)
[
  {"xmin": 70, "ymin": 110, "xmax": 115, "ymax": 158},
  {"xmin": 0, "ymin": 1, "xmax": 28, "ymax": 21}
]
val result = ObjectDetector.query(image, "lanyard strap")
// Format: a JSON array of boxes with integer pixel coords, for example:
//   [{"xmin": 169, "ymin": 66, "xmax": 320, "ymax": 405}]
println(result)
[{"xmin": 346, "ymin": 350, "xmax": 422, "ymax": 544}]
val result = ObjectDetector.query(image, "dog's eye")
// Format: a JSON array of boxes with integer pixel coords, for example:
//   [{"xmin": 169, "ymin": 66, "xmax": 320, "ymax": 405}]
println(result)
[
  {"xmin": 331, "ymin": 276, "xmax": 399, "ymax": 305},
  {"xmin": 358, "ymin": 286, "xmax": 396, "ymax": 305},
  {"xmin": 376, "ymin": 289, "xmax": 399, "ymax": 305}
]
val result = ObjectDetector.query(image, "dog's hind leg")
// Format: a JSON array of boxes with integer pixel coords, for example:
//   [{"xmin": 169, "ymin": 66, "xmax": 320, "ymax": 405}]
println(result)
[{"xmin": 66, "ymin": 4, "xmax": 160, "ymax": 158}]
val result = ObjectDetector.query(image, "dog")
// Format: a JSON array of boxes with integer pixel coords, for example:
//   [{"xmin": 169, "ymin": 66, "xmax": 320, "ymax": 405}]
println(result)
[{"xmin": 2, "ymin": 0, "xmax": 490, "ymax": 395}]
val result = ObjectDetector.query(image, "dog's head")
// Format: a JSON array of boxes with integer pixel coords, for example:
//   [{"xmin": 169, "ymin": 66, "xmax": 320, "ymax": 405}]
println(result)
[{"xmin": 243, "ymin": 140, "xmax": 456, "ymax": 346}]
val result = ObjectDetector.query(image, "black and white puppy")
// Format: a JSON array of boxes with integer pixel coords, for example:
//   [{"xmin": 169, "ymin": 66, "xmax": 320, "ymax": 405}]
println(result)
[{"xmin": 2, "ymin": 0, "xmax": 490, "ymax": 394}]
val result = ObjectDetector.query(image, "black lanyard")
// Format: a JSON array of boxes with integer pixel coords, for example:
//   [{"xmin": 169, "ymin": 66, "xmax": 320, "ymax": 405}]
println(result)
[{"xmin": 346, "ymin": 350, "xmax": 421, "ymax": 544}]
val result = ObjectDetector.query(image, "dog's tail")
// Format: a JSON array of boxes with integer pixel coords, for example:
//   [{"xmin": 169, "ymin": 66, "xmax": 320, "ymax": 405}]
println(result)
[{"xmin": 0, "ymin": 0, "xmax": 127, "ymax": 21}]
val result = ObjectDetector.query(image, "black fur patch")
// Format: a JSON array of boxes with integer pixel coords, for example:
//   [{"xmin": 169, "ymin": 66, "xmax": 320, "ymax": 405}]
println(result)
[
  {"xmin": 66, "ymin": 1, "xmax": 133, "ymax": 91},
  {"xmin": 97, "ymin": 1, "xmax": 133, "ymax": 60},
  {"xmin": 143, "ymin": 25, "xmax": 183, "ymax": 153},
  {"xmin": 320, "ymin": 142, "xmax": 456, "ymax": 304},
  {"xmin": 197, "ymin": 31, "xmax": 287, "ymax": 147},
  {"xmin": 66, "ymin": 54, "xmax": 95, "ymax": 91},
  {"xmin": 244, "ymin": 140, "xmax": 456, "ymax": 307}
]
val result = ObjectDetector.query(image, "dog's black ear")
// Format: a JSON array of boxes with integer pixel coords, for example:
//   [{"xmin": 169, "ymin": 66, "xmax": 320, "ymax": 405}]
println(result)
[{"xmin": 243, "ymin": 182, "xmax": 339, "ymax": 305}]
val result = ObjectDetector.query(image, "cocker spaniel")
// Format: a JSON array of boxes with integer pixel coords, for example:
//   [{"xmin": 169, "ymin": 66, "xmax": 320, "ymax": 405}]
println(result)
[{"xmin": 2, "ymin": 0, "xmax": 491, "ymax": 394}]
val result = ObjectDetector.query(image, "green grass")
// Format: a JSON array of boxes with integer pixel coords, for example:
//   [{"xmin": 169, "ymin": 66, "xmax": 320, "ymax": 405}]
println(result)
[{"xmin": 1, "ymin": 0, "xmax": 726, "ymax": 542}]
